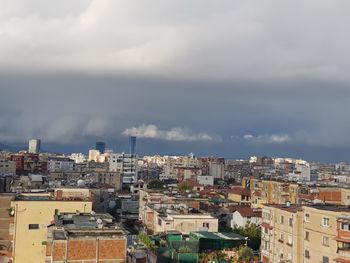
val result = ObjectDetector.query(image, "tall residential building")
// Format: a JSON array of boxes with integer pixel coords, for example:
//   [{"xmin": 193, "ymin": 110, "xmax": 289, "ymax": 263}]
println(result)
[
  {"xmin": 129, "ymin": 136, "xmax": 136, "ymax": 154},
  {"xmin": 95, "ymin": 141, "xmax": 106, "ymax": 154},
  {"xmin": 109, "ymin": 153, "xmax": 138, "ymax": 184},
  {"xmin": 28, "ymin": 139, "xmax": 40, "ymax": 154}
]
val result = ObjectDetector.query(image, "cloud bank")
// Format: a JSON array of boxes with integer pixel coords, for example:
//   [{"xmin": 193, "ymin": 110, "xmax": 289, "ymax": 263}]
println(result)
[
  {"xmin": 123, "ymin": 124, "xmax": 220, "ymax": 142},
  {"xmin": 243, "ymin": 134, "xmax": 291, "ymax": 144}
]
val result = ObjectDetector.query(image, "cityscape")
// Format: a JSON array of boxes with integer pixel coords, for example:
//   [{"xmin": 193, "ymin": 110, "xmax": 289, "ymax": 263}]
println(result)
[
  {"xmin": 0, "ymin": 137, "xmax": 350, "ymax": 262},
  {"xmin": 1, "ymin": 1, "xmax": 350, "ymax": 263}
]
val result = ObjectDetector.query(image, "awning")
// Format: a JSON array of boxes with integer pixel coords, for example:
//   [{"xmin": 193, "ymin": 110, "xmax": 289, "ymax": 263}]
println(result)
[
  {"xmin": 334, "ymin": 237, "xmax": 350, "ymax": 243},
  {"xmin": 261, "ymin": 222, "xmax": 272, "ymax": 229},
  {"xmin": 334, "ymin": 258, "xmax": 350, "ymax": 263}
]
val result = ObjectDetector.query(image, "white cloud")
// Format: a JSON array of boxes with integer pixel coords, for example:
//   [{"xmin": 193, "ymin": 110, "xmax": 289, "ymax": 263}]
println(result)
[
  {"xmin": 243, "ymin": 134, "xmax": 290, "ymax": 144},
  {"xmin": 122, "ymin": 124, "xmax": 220, "ymax": 142}
]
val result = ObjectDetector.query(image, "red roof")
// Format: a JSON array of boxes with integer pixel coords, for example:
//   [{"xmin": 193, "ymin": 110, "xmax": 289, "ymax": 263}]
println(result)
[
  {"xmin": 235, "ymin": 207, "xmax": 261, "ymax": 218},
  {"xmin": 181, "ymin": 180, "xmax": 202, "ymax": 188},
  {"xmin": 228, "ymin": 187, "xmax": 251, "ymax": 196}
]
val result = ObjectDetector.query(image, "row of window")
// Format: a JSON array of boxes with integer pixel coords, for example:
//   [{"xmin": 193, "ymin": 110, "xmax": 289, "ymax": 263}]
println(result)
[
  {"xmin": 304, "ymin": 250, "xmax": 329, "ymax": 263},
  {"xmin": 279, "ymin": 215, "xmax": 293, "ymax": 226},
  {"xmin": 304, "ymin": 231, "xmax": 330, "ymax": 246}
]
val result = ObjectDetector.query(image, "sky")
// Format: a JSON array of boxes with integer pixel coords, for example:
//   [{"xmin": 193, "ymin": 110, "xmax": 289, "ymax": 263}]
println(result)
[{"xmin": 1, "ymin": 0, "xmax": 350, "ymax": 162}]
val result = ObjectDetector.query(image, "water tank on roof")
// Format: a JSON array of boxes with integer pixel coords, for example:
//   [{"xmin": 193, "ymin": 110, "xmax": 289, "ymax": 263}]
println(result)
[
  {"xmin": 108, "ymin": 200, "xmax": 116, "ymax": 209},
  {"xmin": 77, "ymin": 179, "xmax": 85, "ymax": 187}
]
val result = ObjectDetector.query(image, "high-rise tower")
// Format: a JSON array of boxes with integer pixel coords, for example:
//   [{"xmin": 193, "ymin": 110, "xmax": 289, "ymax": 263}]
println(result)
[
  {"xmin": 129, "ymin": 136, "xmax": 136, "ymax": 155},
  {"xmin": 28, "ymin": 139, "xmax": 41, "ymax": 153}
]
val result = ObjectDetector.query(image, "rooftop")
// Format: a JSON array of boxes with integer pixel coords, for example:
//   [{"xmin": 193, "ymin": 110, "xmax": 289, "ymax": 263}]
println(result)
[
  {"xmin": 51, "ymin": 212, "xmax": 125, "ymax": 239},
  {"xmin": 190, "ymin": 231, "xmax": 247, "ymax": 241}
]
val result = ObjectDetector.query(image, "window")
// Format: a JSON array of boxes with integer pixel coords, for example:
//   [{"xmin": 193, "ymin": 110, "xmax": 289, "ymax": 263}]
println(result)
[
  {"xmin": 287, "ymin": 235, "xmax": 293, "ymax": 245},
  {"xmin": 280, "ymin": 215, "xmax": 284, "ymax": 224},
  {"xmin": 203, "ymin": 222, "xmax": 210, "ymax": 228},
  {"xmin": 28, "ymin": 224, "xmax": 39, "ymax": 230},
  {"xmin": 279, "ymin": 251, "xmax": 284, "ymax": 259},
  {"xmin": 158, "ymin": 218, "xmax": 162, "ymax": 226},
  {"xmin": 322, "ymin": 256, "xmax": 329, "ymax": 263},
  {"xmin": 263, "ymin": 241, "xmax": 269, "ymax": 250},
  {"xmin": 280, "ymin": 233, "xmax": 284, "ymax": 241},
  {"xmin": 289, "ymin": 217, "xmax": 293, "ymax": 227},
  {"xmin": 322, "ymin": 217, "xmax": 330, "ymax": 227},
  {"xmin": 264, "ymin": 226, "xmax": 268, "ymax": 234},
  {"xmin": 342, "ymin": 222, "xmax": 350, "ymax": 231},
  {"xmin": 304, "ymin": 213, "xmax": 310, "ymax": 222},
  {"xmin": 322, "ymin": 236, "xmax": 330, "ymax": 247},
  {"xmin": 305, "ymin": 249, "xmax": 310, "ymax": 259},
  {"xmin": 305, "ymin": 231, "xmax": 309, "ymax": 241}
]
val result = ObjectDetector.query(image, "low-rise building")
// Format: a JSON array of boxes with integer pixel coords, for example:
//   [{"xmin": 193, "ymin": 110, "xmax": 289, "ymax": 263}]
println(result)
[
  {"xmin": 227, "ymin": 187, "xmax": 251, "ymax": 204},
  {"xmin": 45, "ymin": 212, "xmax": 127, "ymax": 263},
  {"xmin": 148, "ymin": 203, "xmax": 218, "ymax": 235},
  {"xmin": 227, "ymin": 207, "xmax": 261, "ymax": 228}
]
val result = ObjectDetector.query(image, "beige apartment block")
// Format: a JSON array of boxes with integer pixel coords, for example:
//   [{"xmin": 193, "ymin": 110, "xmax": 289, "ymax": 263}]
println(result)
[
  {"xmin": 261, "ymin": 204, "xmax": 350, "ymax": 263},
  {"xmin": 9, "ymin": 191, "xmax": 92, "ymax": 263}
]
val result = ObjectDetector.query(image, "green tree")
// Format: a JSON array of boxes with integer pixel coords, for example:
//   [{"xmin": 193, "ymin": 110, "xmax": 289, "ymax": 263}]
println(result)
[
  {"xmin": 138, "ymin": 233, "xmax": 157, "ymax": 252},
  {"xmin": 177, "ymin": 182, "xmax": 192, "ymax": 193},
  {"xmin": 147, "ymin": 179, "xmax": 164, "ymax": 189},
  {"xmin": 238, "ymin": 246, "xmax": 254, "ymax": 262},
  {"xmin": 233, "ymin": 222, "xmax": 261, "ymax": 250}
]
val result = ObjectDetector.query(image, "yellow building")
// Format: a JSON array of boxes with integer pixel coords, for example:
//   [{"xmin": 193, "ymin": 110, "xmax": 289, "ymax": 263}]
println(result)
[{"xmin": 10, "ymin": 190, "xmax": 92, "ymax": 263}]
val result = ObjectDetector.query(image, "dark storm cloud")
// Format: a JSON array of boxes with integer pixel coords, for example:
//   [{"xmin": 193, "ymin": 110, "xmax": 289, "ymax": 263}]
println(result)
[{"xmin": 1, "ymin": 1, "xmax": 350, "ymax": 161}]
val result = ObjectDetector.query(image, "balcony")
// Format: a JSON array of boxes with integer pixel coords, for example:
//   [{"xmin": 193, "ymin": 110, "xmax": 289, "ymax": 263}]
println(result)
[{"xmin": 337, "ymin": 248, "xmax": 350, "ymax": 258}]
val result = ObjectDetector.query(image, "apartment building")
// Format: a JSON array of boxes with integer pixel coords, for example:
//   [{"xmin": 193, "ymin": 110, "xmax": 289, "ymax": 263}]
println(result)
[
  {"xmin": 0, "ymin": 158, "xmax": 16, "ymax": 175},
  {"xmin": 9, "ymin": 190, "xmax": 92, "ymax": 263},
  {"xmin": 109, "ymin": 153, "xmax": 138, "ymax": 184},
  {"xmin": 48, "ymin": 157, "xmax": 75, "ymax": 173},
  {"xmin": 261, "ymin": 204, "xmax": 350, "ymax": 263}
]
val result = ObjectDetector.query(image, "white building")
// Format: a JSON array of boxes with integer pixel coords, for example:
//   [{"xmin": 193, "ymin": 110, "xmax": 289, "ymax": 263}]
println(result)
[
  {"xmin": 227, "ymin": 207, "xmax": 262, "ymax": 228},
  {"xmin": 28, "ymin": 139, "xmax": 41, "ymax": 154},
  {"xmin": 69, "ymin": 153, "xmax": 86, "ymax": 164},
  {"xmin": 109, "ymin": 153, "xmax": 138, "ymax": 184},
  {"xmin": 197, "ymin": 175, "xmax": 214, "ymax": 186}
]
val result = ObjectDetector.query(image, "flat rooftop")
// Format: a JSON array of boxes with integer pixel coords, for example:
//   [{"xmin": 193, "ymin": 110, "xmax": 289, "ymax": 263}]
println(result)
[
  {"xmin": 191, "ymin": 231, "xmax": 246, "ymax": 241},
  {"xmin": 52, "ymin": 213, "xmax": 125, "ymax": 239}
]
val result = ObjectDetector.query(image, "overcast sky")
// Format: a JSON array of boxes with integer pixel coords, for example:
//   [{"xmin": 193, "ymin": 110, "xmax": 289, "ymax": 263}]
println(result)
[{"xmin": 1, "ymin": 0, "xmax": 350, "ymax": 162}]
